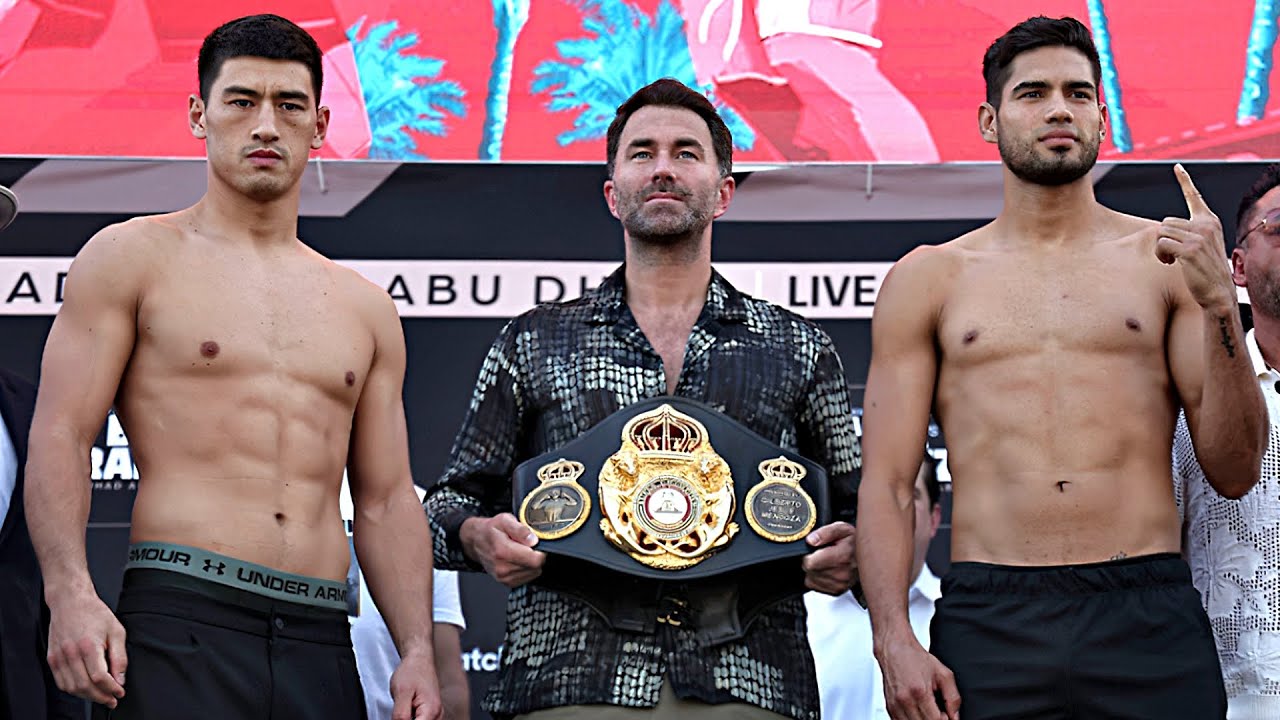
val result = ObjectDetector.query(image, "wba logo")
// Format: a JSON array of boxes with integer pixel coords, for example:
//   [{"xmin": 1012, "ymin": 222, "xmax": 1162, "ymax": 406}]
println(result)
[{"xmin": 91, "ymin": 411, "xmax": 137, "ymax": 491}]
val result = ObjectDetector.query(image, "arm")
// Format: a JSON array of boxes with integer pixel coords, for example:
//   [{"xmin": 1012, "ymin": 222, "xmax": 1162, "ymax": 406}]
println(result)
[
  {"xmin": 855, "ymin": 247, "xmax": 959, "ymax": 720},
  {"xmin": 432, "ymin": 623, "xmax": 469, "ymax": 720},
  {"xmin": 26, "ymin": 225, "xmax": 146, "ymax": 708},
  {"xmin": 422, "ymin": 319, "xmax": 543, "ymax": 586},
  {"xmin": 796, "ymin": 329, "xmax": 862, "ymax": 594},
  {"xmin": 348, "ymin": 288, "xmax": 440, "ymax": 720},
  {"xmin": 1161, "ymin": 166, "xmax": 1267, "ymax": 498}
]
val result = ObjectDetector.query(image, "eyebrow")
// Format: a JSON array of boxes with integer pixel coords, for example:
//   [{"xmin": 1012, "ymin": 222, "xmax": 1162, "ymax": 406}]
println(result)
[
  {"xmin": 1010, "ymin": 80, "xmax": 1097, "ymax": 95},
  {"xmin": 221, "ymin": 85, "xmax": 312, "ymax": 103},
  {"xmin": 625, "ymin": 136, "xmax": 707, "ymax": 152}
]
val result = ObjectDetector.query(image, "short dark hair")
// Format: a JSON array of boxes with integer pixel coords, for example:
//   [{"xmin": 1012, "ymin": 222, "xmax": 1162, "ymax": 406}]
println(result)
[
  {"xmin": 198, "ymin": 14, "xmax": 324, "ymax": 103},
  {"xmin": 605, "ymin": 78, "xmax": 733, "ymax": 179},
  {"xmin": 983, "ymin": 16, "xmax": 1101, "ymax": 109},
  {"xmin": 919, "ymin": 454, "xmax": 941, "ymax": 509},
  {"xmin": 1236, "ymin": 164, "xmax": 1280, "ymax": 245}
]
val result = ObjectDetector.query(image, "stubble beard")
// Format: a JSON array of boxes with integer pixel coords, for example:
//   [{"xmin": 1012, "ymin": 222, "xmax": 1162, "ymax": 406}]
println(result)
[
  {"xmin": 999, "ymin": 130, "xmax": 1100, "ymax": 187},
  {"xmin": 618, "ymin": 181, "xmax": 717, "ymax": 248}
]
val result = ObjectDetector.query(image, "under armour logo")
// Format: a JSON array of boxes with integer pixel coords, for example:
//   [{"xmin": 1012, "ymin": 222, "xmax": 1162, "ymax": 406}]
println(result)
[{"xmin": 202, "ymin": 559, "xmax": 227, "ymax": 575}]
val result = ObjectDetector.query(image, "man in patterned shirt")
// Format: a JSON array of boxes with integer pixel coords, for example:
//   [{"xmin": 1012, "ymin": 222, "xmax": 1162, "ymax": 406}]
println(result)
[
  {"xmin": 423, "ymin": 78, "xmax": 861, "ymax": 719},
  {"xmin": 1175, "ymin": 164, "xmax": 1280, "ymax": 719}
]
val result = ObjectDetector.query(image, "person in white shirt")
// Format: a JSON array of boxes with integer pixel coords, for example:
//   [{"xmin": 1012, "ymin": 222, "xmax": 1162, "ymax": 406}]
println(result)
[
  {"xmin": 351, "ymin": 568, "xmax": 470, "ymax": 720},
  {"xmin": 1174, "ymin": 163, "xmax": 1280, "ymax": 719},
  {"xmin": 806, "ymin": 453, "xmax": 942, "ymax": 720},
  {"xmin": 342, "ymin": 481, "xmax": 471, "ymax": 720}
]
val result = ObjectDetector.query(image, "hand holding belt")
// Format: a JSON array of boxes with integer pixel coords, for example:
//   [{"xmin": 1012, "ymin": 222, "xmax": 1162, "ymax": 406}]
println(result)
[{"xmin": 512, "ymin": 396, "xmax": 830, "ymax": 645}]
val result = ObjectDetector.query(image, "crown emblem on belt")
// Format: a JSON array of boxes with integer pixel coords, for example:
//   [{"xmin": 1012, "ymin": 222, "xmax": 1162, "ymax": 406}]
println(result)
[{"xmin": 598, "ymin": 403, "xmax": 738, "ymax": 570}]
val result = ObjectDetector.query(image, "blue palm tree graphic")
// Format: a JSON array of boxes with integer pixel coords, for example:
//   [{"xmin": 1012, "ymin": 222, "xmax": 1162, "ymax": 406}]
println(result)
[
  {"xmin": 348, "ymin": 18, "xmax": 468, "ymax": 160},
  {"xmin": 480, "ymin": 0, "xmax": 532, "ymax": 160},
  {"xmin": 1238, "ymin": 0, "xmax": 1279, "ymax": 124},
  {"xmin": 532, "ymin": 0, "xmax": 755, "ymax": 150}
]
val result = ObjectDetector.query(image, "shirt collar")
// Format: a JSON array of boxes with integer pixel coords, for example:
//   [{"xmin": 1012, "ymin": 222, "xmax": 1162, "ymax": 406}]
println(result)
[
  {"xmin": 585, "ymin": 264, "xmax": 749, "ymax": 325},
  {"xmin": 1246, "ymin": 329, "xmax": 1278, "ymax": 380},
  {"xmin": 910, "ymin": 565, "xmax": 942, "ymax": 603}
]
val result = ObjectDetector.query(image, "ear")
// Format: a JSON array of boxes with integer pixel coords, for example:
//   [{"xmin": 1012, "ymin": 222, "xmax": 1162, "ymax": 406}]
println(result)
[
  {"xmin": 1232, "ymin": 246, "xmax": 1248, "ymax": 289},
  {"xmin": 711, "ymin": 174, "xmax": 736, "ymax": 219},
  {"xmin": 189, "ymin": 94, "xmax": 208, "ymax": 140},
  {"xmin": 311, "ymin": 105, "xmax": 330, "ymax": 150},
  {"xmin": 603, "ymin": 179, "xmax": 620, "ymax": 220},
  {"xmin": 978, "ymin": 102, "xmax": 997, "ymax": 145},
  {"xmin": 1099, "ymin": 102, "xmax": 1109, "ymax": 141},
  {"xmin": 928, "ymin": 502, "xmax": 942, "ymax": 539}
]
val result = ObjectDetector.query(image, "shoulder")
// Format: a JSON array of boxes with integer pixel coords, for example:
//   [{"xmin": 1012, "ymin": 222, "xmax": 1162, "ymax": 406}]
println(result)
[
  {"xmin": 73, "ymin": 215, "xmax": 176, "ymax": 269},
  {"xmin": 737, "ymin": 291, "xmax": 835, "ymax": 347}
]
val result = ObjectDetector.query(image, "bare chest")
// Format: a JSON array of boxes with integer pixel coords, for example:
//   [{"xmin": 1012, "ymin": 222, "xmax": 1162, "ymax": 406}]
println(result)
[
  {"xmin": 136, "ymin": 258, "xmax": 374, "ymax": 400},
  {"xmin": 938, "ymin": 252, "xmax": 1169, "ymax": 365}
]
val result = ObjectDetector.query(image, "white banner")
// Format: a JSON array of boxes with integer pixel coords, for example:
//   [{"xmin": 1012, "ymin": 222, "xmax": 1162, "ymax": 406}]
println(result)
[{"xmin": 0, "ymin": 258, "xmax": 892, "ymax": 319}]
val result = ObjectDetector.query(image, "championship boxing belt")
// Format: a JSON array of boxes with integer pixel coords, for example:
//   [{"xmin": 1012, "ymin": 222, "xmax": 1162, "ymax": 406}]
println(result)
[{"xmin": 512, "ymin": 396, "xmax": 830, "ymax": 646}]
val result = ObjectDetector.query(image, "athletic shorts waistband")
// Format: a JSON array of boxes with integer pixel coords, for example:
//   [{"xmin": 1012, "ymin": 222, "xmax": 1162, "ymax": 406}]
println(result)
[
  {"xmin": 942, "ymin": 552, "xmax": 1190, "ymax": 596},
  {"xmin": 125, "ymin": 542, "xmax": 349, "ymax": 611}
]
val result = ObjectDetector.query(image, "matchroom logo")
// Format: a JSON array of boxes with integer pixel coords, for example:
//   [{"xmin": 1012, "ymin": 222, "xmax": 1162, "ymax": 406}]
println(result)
[{"xmin": 91, "ymin": 410, "xmax": 137, "ymax": 491}]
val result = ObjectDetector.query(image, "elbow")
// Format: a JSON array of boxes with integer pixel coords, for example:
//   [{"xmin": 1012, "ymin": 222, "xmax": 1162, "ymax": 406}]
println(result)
[{"xmin": 1204, "ymin": 453, "xmax": 1263, "ymax": 500}]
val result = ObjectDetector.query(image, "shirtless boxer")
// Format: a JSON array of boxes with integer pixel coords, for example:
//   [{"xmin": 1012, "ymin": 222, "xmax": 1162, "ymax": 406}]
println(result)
[
  {"xmin": 856, "ymin": 16, "xmax": 1268, "ymax": 720},
  {"xmin": 24, "ymin": 14, "xmax": 441, "ymax": 720}
]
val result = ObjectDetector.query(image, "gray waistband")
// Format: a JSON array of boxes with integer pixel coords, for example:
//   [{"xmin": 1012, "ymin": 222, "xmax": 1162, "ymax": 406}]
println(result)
[{"xmin": 126, "ymin": 542, "xmax": 348, "ymax": 611}]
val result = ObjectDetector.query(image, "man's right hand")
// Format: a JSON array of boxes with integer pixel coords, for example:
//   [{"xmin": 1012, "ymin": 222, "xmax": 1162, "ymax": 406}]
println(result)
[
  {"xmin": 878, "ymin": 630, "xmax": 960, "ymax": 720},
  {"xmin": 46, "ymin": 591, "xmax": 127, "ymax": 708},
  {"xmin": 460, "ymin": 513, "xmax": 546, "ymax": 587}
]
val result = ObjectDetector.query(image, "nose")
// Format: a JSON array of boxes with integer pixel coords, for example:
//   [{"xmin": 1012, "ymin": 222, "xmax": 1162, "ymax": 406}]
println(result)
[
  {"xmin": 252, "ymin": 104, "xmax": 281, "ymax": 145},
  {"xmin": 1045, "ymin": 95, "xmax": 1073, "ymax": 124},
  {"xmin": 650, "ymin": 152, "xmax": 677, "ymax": 183}
]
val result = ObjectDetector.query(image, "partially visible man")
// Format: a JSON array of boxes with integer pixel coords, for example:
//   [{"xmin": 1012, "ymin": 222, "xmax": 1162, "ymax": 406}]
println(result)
[
  {"xmin": 857, "ymin": 15, "xmax": 1266, "ymax": 720},
  {"xmin": 806, "ymin": 453, "xmax": 941, "ymax": 720},
  {"xmin": 24, "ymin": 14, "xmax": 439, "ymax": 720},
  {"xmin": 425, "ymin": 78, "xmax": 860, "ymax": 720},
  {"xmin": 1175, "ymin": 163, "xmax": 1280, "ymax": 719},
  {"xmin": 0, "ymin": 183, "xmax": 82, "ymax": 720}
]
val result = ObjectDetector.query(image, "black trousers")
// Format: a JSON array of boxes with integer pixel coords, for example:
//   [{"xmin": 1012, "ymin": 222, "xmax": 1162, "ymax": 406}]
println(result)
[
  {"xmin": 95, "ymin": 569, "xmax": 367, "ymax": 720},
  {"xmin": 930, "ymin": 553, "xmax": 1226, "ymax": 720}
]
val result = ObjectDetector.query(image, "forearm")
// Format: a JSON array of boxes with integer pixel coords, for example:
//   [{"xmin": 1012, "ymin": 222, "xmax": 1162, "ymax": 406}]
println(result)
[
  {"xmin": 355, "ymin": 490, "xmax": 436, "ymax": 661},
  {"xmin": 1195, "ymin": 306, "xmax": 1267, "ymax": 495},
  {"xmin": 856, "ymin": 475, "xmax": 918, "ymax": 651},
  {"xmin": 25, "ymin": 428, "xmax": 95, "ymax": 599},
  {"xmin": 424, "ymin": 485, "xmax": 489, "ymax": 570}
]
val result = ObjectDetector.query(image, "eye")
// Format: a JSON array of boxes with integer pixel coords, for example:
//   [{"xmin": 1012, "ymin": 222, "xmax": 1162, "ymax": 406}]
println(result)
[
  {"xmin": 1022, "ymin": 91, "xmax": 1042, "ymax": 99},
  {"xmin": 678, "ymin": 150, "xmax": 698, "ymax": 159},
  {"xmin": 231, "ymin": 99, "xmax": 252, "ymax": 108},
  {"xmin": 281, "ymin": 102, "xmax": 304, "ymax": 112},
  {"xmin": 632, "ymin": 151, "xmax": 652, "ymax": 160}
]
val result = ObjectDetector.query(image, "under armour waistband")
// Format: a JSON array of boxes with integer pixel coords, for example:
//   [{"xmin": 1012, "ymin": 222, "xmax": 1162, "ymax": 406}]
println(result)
[{"xmin": 125, "ymin": 541, "xmax": 348, "ymax": 611}]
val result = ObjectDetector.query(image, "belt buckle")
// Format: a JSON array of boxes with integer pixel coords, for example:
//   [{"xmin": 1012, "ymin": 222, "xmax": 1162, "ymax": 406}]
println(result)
[{"xmin": 656, "ymin": 595, "xmax": 690, "ymax": 627}]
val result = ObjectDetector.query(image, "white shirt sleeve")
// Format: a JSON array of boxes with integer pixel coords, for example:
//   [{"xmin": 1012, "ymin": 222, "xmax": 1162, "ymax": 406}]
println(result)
[{"xmin": 432, "ymin": 569, "xmax": 465, "ymax": 629}]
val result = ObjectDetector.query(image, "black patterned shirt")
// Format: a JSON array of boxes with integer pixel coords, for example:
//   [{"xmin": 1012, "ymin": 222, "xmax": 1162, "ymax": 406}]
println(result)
[{"xmin": 424, "ymin": 266, "xmax": 861, "ymax": 719}]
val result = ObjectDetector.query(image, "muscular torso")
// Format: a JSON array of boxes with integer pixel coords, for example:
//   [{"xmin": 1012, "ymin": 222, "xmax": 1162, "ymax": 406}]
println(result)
[
  {"xmin": 119, "ymin": 216, "xmax": 374, "ymax": 581},
  {"xmin": 936, "ymin": 224, "xmax": 1184, "ymax": 565}
]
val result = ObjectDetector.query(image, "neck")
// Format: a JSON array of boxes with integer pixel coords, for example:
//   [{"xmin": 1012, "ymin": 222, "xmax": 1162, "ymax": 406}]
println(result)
[
  {"xmin": 995, "ymin": 168, "xmax": 1102, "ymax": 244},
  {"xmin": 196, "ymin": 169, "xmax": 302, "ymax": 246},
  {"xmin": 623, "ymin": 229, "xmax": 713, "ymax": 312},
  {"xmin": 1253, "ymin": 309, "xmax": 1280, "ymax": 370}
]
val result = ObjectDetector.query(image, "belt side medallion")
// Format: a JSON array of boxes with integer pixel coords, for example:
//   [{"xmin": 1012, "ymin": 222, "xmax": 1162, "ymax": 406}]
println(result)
[
  {"xmin": 745, "ymin": 456, "xmax": 817, "ymax": 543},
  {"xmin": 519, "ymin": 458, "xmax": 591, "ymax": 540},
  {"xmin": 599, "ymin": 404, "xmax": 739, "ymax": 570}
]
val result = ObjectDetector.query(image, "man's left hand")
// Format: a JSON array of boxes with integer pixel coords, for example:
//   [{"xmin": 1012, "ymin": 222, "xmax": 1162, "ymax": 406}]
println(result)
[
  {"xmin": 390, "ymin": 651, "xmax": 443, "ymax": 720},
  {"xmin": 802, "ymin": 521, "xmax": 857, "ymax": 595}
]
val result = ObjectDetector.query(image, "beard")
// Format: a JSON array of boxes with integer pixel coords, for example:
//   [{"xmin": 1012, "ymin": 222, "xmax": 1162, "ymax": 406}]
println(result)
[
  {"xmin": 615, "ymin": 179, "xmax": 718, "ymax": 246},
  {"xmin": 1247, "ymin": 261, "xmax": 1280, "ymax": 320},
  {"xmin": 998, "ymin": 129, "xmax": 1100, "ymax": 187}
]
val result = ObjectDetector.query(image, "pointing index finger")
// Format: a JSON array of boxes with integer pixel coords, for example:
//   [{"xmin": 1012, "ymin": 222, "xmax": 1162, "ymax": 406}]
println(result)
[{"xmin": 1175, "ymin": 163, "xmax": 1208, "ymax": 217}]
